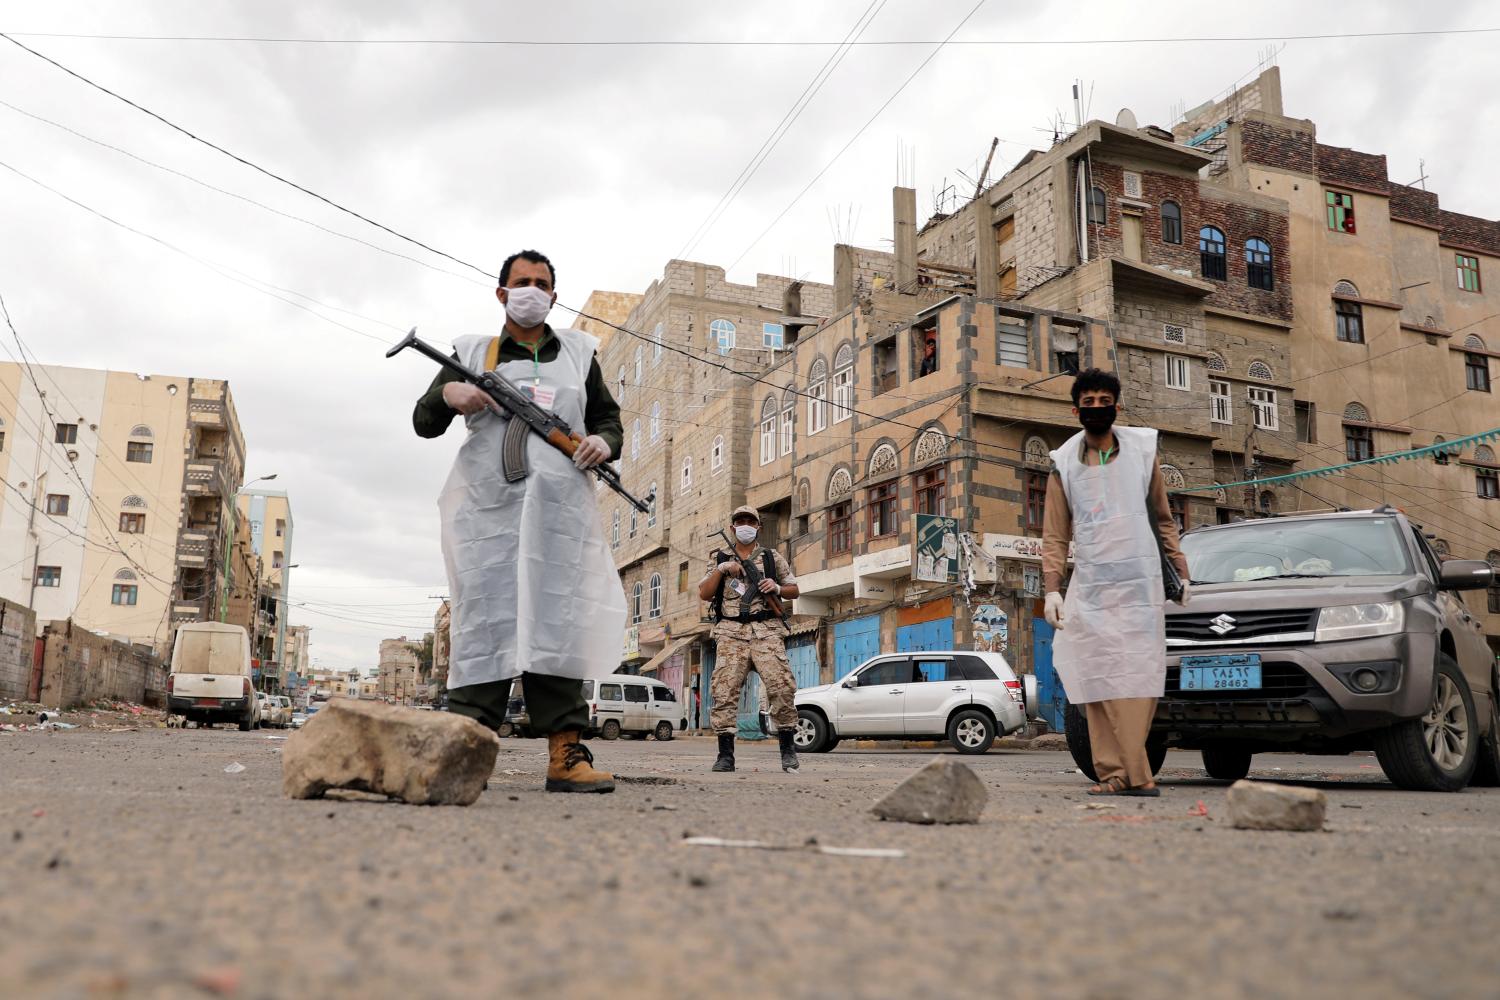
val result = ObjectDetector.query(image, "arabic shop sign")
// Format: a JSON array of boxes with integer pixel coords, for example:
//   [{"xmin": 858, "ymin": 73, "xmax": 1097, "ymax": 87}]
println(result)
[{"xmin": 913, "ymin": 514, "xmax": 960, "ymax": 584}]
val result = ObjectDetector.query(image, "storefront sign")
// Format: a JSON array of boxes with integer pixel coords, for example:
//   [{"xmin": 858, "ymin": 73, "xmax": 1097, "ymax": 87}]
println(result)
[
  {"xmin": 913, "ymin": 514, "xmax": 960, "ymax": 584},
  {"xmin": 973, "ymin": 604, "xmax": 1008, "ymax": 653},
  {"xmin": 622, "ymin": 626, "xmax": 640, "ymax": 661},
  {"xmin": 982, "ymin": 533, "xmax": 1073, "ymax": 564}
]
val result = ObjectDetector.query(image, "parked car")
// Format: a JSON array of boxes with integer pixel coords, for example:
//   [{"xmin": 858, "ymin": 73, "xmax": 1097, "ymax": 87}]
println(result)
[
  {"xmin": 265, "ymin": 696, "xmax": 293, "ymax": 728},
  {"xmin": 794, "ymin": 651, "xmax": 1027, "ymax": 754},
  {"xmin": 583, "ymin": 676, "xmax": 686, "ymax": 741},
  {"xmin": 166, "ymin": 623, "xmax": 260, "ymax": 731},
  {"xmin": 289, "ymin": 712, "xmax": 308, "ymax": 729},
  {"xmin": 1061, "ymin": 507, "xmax": 1500, "ymax": 792}
]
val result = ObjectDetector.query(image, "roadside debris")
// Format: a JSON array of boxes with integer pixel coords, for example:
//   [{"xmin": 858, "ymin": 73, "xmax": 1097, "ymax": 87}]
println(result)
[
  {"xmin": 682, "ymin": 837, "xmax": 904, "ymax": 859},
  {"xmin": 1188, "ymin": 800, "xmax": 1211, "ymax": 818},
  {"xmin": 224, "ymin": 762, "xmax": 246, "ymax": 774},
  {"xmin": 870, "ymin": 757, "xmax": 988, "ymax": 825},
  {"xmin": 1227, "ymin": 779, "xmax": 1326, "ymax": 832},
  {"xmin": 282, "ymin": 699, "xmax": 498, "ymax": 805}
]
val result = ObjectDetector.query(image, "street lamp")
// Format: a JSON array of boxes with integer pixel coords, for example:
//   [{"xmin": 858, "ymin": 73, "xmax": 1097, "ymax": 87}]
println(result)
[{"xmin": 244, "ymin": 473, "xmax": 279, "ymax": 489}]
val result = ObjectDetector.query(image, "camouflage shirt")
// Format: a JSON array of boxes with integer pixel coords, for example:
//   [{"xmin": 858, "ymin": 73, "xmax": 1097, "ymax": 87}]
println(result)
[{"xmin": 703, "ymin": 545, "xmax": 797, "ymax": 620}]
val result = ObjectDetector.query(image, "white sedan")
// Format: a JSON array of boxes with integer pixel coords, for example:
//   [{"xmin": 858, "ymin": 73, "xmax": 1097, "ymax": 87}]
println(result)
[{"xmin": 794, "ymin": 651, "xmax": 1026, "ymax": 754}]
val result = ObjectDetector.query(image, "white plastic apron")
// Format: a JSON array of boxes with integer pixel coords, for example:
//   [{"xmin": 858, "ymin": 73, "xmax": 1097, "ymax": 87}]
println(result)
[
  {"xmin": 1048, "ymin": 426, "xmax": 1166, "ymax": 703},
  {"xmin": 438, "ymin": 330, "xmax": 627, "ymax": 689}
]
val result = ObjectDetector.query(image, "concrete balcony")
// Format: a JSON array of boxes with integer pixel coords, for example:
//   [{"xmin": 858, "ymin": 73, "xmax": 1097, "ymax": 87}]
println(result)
[
  {"xmin": 171, "ymin": 597, "xmax": 211, "ymax": 623},
  {"xmin": 185, "ymin": 459, "xmax": 230, "ymax": 499},
  {"xmin": 176, "ymin": 528, "xmax": 213, "ymax": 569}
]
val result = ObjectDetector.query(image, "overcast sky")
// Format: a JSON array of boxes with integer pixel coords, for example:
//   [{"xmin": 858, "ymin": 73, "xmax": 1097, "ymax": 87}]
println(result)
[{"xmin": 1, "ymin": 1, "xmax": 1494, "ymax": 671}]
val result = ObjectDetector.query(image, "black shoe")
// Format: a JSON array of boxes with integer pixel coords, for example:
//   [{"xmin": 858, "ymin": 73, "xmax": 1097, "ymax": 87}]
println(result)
[
  {"xmin": 712, "ymin": 732, "xmax": 735, "ymax": 773},
  {"xmin": 778, "ymin": 728, "xmax": 800, "ymax": 774}
]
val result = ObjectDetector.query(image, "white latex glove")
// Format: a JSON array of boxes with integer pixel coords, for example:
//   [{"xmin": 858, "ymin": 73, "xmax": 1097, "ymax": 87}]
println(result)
[
  {"xmin": 1044, "ymin": 591, "xmax": 1066, "ymax": 630},
  {"xmin": 572, "ymin": 434, "xmax": 610, "ymax": 470},
  {"xmin": 1175, "ymin": 582, "xmax": 1191, "ymax": 606}
]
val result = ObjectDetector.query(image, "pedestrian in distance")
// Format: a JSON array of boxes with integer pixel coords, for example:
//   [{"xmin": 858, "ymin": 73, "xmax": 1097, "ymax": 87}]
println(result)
[
  {"xmin": 697, "ymin": 505, "xmax": 803, "ymax": 773},
  {"xmin": 1042, "ymin": 368, "xmax": 1190, "ymax": 797},
  {"xmin": 919, "ymin": 335, "xmax": 938, "ymax": 377},
  {"xmin": 412, "ymin": 249, "xmax": 625, "ymax": 793}
]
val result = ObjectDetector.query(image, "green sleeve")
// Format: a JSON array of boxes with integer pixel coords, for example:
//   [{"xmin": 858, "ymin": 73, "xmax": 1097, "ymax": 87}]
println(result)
[
  {"xmin": 583, "ymin": 358, "xmax": 624, "ymax": 460},
  {"xmin": 412, "ymin": 362, "xmax": 463, "ymax": 439}
]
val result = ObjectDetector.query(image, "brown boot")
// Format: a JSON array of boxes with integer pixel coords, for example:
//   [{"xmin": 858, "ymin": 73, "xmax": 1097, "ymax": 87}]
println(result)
[{"xmin": 546, "ymin": 731, "xmax": 615, "ymax": 794}]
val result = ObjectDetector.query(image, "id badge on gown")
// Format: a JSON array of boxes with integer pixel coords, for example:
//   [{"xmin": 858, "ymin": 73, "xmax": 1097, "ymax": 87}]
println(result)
[{"xmin": 524, "ymin": 383, "xmax": 557, "ymax": 410}]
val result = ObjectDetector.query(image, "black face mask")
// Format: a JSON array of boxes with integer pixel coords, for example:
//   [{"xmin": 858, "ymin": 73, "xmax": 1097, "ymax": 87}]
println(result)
[{"xmin": 1078, "ymin": 405, "xmax": 1117, "ymax": 435}]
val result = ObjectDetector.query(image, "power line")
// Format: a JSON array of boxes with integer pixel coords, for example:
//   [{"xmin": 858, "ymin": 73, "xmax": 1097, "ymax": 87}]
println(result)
[
  {"xmin": 6, "ymin": 27, "xmax": 1499, "ymax": 45},
  {"xmin": 725, "ymin": 0, "xmax": 988, "ymax": 271}
]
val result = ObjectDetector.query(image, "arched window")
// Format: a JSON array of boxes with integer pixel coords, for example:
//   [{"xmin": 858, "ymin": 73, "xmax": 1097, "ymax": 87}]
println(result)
[
  {"xmin": 634, "ymin": 347, "xmax": 643, "ymax": 383},
  {"xmin": 807, "ymin": 358, "xmax": 828, "ymax": 433},
  {"xmin": 828, "ymin": 468, "xmax": 853, "ymax": 501},
  {"xmin": 1087, "ymin": 186, "xmax": 1107, "ymax": 225},
  {"xmin": 1343, "ymin": 402, "xmax": 1370, "ymax": 422},
  {"xmin": 121, "ymin": 495, "xmax": 147, "ymax": 508},
  {"xmin": 631, "ymin": 419, "xmax": 641, "ymax": 460},
  {"xmin": 1476, "ymin": 445, "xmax": 1496, "ymax": 465},
  {"xmin": 832, "ymin": 345, "xmax": 854, "ymax": 424},
  {"xmin": 1160, "ymin": 465, "xmax": 1186, "ymax": 490},
  {"xmin": 1247, "ymin": 361, "xmax": 1274, "ymax": 381},
  {"xmin": 868, "ymin": 443, "xmax": 898, "ymax": 478},
  {"xmin": 629, "ymin": 507, "xmax": 638, "ymax": 538},
  {"xmin": 648, "ymin": 574, "xmax": 663, "ymax": 619},
  {"xmin": 1333, "ymin": 279, "xmax": 1360, "ymax": 297},
  {"xmin": 650, "ymin": 401, "xmax": 661, "ymax": 442},
  {"xmin": 1487, "ymin": 550, "xmax": 1500, "ymax": 569},
  {"xmin": 128, "ymin": 425, "xmax": 153, "ymax": 439},
  {"xmin": 1343, "ymin": 403, "xmax": 1373, "ymax": 462},
  {"xmin": 1245, "ymin": 238, "xmax": 1273, "ymax": 290},
  {"xmin": 1432, "ymin": 539, "xmax": 1451, "ymax": 557},
  {"xmin": 915, "ymin": 429, "xmax": 949, "ymax": 464},
  {"xmin": 1335, "ymin": 299, "xmax": 1364, "ymax": 343},
  {"xmin": 1199, "ymin": 226, "xmax": 1226, "ymax": 281},
  {"xmin": 646, "ymin": 483, "xmax": 658, "ymax": 527},
  {"xmin": 710, "ymin": 319, "xmax": 736, "ymax": 356},
  {"xmin": 681, "ymin": 456, "xmax": 693, "ymax": 492},
  {"xmin": 611, "ymin": 510, "xmax": 620, "ymax": 547},
  {"xmin": 113, "ymin": 568, "xmax": 138, "ymax": 581},
  {"xmin": 652, "ymin": 322, "xmax": 664, "ymax": 363},
  {"xmin": 759, "ymin": 396, "xmax": 778, "ymax": 466},
  {"xmin": 1205, "ymin": 352, "xmax": 1227, "ymax": 373},
  {"xmin": 781, "ymin": 392, "xmax": 795, "ymax": 457},
  {"xmin": 711, "ymin": 435, "xmax": 724, "ymax": 470},
  {"xmin": 632, "ymin": 582, "xmax": 644, "ymax": 624},
  {"xmin": 1160, "ymin": 201, "xmax": 1182, "ymax": 244},
  {"xmin": 1023, "ymin": 436, "xmax": 1050, "ymax": 469},
  {"xmin": 1465, "ymin": 334, "xmax": 1486, "ymax": 351}
]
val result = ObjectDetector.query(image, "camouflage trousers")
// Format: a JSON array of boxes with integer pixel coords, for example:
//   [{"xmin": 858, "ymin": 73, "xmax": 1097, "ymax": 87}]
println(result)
[{"xmin": 709, "ymin": 620, "xmax": 798, "ymax": 734}]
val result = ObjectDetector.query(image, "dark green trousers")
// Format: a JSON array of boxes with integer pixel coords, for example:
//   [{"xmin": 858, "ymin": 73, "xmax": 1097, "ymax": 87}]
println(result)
[{"xmin": 446, "ymin": 673, "xmax": 589, "ymax": 735}]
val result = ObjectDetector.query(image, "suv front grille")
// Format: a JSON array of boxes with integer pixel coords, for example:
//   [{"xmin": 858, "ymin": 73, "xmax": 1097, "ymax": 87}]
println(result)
[
  {"xmin": 1165, "ymin": 661, "xmax": 1313, "ymax": 698},
  {"xmin": 1166, "ymin": 608, "xmax": 1316, "ymax": 645}
]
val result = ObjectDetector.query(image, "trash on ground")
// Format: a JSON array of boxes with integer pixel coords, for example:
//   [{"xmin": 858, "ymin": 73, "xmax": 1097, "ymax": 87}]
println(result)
[
  {"xmin": 1079, "ymin": 802, "xmax": 1119, "ymax": 811},
  {"xmin": 1188, "ymin": 800, "xmax": 1211, "ymax": 818},
  {"xmin": 264, "ymin": 735, "xmax": 288, "ymax": 741},
  {"xmin": 682, "ymin": 836, "xmax": 904, "ymax": 859},
  {"xmin": 224, "ymin": 762, "xmax": 247, "ymax": 774}
]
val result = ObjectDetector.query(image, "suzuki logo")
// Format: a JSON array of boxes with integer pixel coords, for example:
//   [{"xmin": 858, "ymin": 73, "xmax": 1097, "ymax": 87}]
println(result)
[{"xmin": 1209, "ymin": 614, "xmax": 1237, "ymax": 636}]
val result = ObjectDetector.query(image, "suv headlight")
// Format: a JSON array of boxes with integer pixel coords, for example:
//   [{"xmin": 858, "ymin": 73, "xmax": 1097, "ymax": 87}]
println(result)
[{"xmin": 1315, "ymin": 602, "xmax": 1405, "ymax": 642}]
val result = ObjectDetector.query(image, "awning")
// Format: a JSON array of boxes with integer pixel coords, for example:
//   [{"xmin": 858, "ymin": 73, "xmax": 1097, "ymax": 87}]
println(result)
[
  {"xmin": 785, "ymin": 616, "xmax": 821, "ymax": 637},
  {"xmin": 639, "ymin": 634, "xmax": 699, "ymax": 676}
]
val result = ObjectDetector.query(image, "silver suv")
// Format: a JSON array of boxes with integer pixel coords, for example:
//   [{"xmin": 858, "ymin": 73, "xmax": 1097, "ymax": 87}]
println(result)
[{"xmin": 1064, "ymin": 508, "xmax": 1499, "ymax": 791}]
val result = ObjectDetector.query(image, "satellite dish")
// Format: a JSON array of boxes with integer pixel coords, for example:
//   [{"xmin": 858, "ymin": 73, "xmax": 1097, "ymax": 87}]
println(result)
[{"xmin": 1115, "ymin": 108, "xmax": 1139, "ymax": 129}]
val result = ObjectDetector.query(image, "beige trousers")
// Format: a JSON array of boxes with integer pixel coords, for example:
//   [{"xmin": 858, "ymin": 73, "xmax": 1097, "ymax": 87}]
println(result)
[{"xmin": 1084, "ymin": 698, "xmax": 1159, "ymax": 788}]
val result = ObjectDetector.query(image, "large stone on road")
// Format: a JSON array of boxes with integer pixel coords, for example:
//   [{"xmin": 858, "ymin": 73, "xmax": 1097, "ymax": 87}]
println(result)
[
  {"xmin": 282, "ymin": 699, "xmax": 499, "ymax": 806},
  {"xmin": 870, "ymin": 757, "xmax": 988, "ymax": 825},
  {"xmin": 1227, "ymin": 779, "xmax": 1326, "ymax": 832}
]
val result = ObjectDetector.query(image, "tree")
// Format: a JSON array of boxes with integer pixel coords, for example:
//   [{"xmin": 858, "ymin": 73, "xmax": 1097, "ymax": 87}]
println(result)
[{"xmin": 411, "ymin": 634, "xmax": 434, "ymax": 682}]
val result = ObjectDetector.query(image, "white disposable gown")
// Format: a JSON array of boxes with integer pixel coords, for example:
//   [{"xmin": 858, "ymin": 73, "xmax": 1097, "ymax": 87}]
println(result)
[
  {"xmin": 439, "ymin": 330, "xmax": 627, "ymax": 690},
  {"xmin": 1048, "ymin": 426, "xmax": 1167, "ymax": 703}
]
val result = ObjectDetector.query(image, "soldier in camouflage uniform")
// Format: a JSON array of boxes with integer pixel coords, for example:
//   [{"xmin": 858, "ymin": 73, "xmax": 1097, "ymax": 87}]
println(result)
[{"xmin": 698, "ymin": 505, "xmax": 802, "ymax": 773}]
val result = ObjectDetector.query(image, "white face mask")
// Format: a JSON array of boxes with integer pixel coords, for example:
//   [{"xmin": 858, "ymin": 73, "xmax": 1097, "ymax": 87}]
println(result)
[
  {"xmin": 734, "ymin": 525, "xmax": 759, "ymax": 544},
  {"xmin": 503, "ymin": 285, "xmax": 553, "ymax": 328}
]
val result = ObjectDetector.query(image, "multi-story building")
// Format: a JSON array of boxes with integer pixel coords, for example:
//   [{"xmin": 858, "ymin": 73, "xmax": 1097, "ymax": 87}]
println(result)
[
  {"xmin": 235, "ymin": 488, "xmax": 293, "ymax": 689},
  {"xmin": 0, "ymin": 363, "xmax": 245, "ymax": 657},
  {"xmin": 431, "ymin": 600, "xmax": 450, "ymax": 692},
  {"xmin": 377, "ymin": 636, "xmax": 420, "ymax": 703},
  {"xmin": 592, "ymin": 261, "xmax": 833, "ymax": 702},
  {"xmin": 283, "ymin": 624, "xmax": 311, "ymax": 686}
]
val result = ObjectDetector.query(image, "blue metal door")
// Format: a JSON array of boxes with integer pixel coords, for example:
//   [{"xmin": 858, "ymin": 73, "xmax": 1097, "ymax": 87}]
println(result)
[
  {"xmin": 786, "ymin": 634, "xmax": 821, "ymax": 689},
  {"xmin": 895, "ymin": 618, "xmax": 954, "ymax": 654},
  {"xmin": 834, "ymin": 615, "xmax": 882, "ymax": 679},
  {"xmin": 1031, "ymin": 617, "xmax": 1066, "ymax": 733},
  {"xmin": 737, "ymin": 671, "xmax": 766, "ymax": 740},
  {"xmin": 700, "ymin": 644, "xmax": 715, "ymax": 730}
]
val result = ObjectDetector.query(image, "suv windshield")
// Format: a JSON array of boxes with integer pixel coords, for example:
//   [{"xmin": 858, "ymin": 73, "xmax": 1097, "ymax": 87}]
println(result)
[{"xmin": 1181, "ymin": 516, "xmax": 1412, "ymax": 583}]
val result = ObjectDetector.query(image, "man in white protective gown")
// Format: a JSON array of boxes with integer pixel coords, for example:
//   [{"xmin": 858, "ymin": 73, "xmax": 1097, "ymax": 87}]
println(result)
[
  {"xmin": 1042, "ymin": 368, "xmax": 1191, "ymax": 797},
  {"xmin": 413, "ymin": 250, "xmax": 626, "ymax": 793}
]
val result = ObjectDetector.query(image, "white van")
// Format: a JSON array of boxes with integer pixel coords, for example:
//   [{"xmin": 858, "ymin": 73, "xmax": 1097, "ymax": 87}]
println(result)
[
  {"xmin": 582, "ymin": 675, "xmax": 685, "ymax": 741},
  {"xmin": 167, "ymin": 623, "xmax": 259, "ymax": 731}
]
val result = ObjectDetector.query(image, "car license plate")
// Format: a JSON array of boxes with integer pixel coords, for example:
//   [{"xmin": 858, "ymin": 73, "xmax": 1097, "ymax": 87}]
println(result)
[
  {"xmin": 1180, "ymin": 654, "xmax": 1262, "ymax": 691},
  {"xmin": 195, "ymin": 698, "xmax": 221, "ymax": 707}
]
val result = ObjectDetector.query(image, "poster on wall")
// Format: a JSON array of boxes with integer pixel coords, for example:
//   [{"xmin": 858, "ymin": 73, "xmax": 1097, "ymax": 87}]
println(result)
[
  {"xmin": 913, "ymin": 513, "xmax": 960, "ymax": 584},
  {"xmin": 972, "ymin": 604, "xmax": 1008, "ymax": 653}
]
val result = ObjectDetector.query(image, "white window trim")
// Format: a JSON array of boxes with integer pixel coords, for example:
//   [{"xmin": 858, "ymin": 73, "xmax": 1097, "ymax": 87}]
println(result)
[
  {"xmin": 780, "ymin": 405, "xmax": 794, "ymax": 456},
  {"xmin": 653, "ymin": 323, "xmax": 664, "ymax": 363},
  {"xmin": 650, "ymin": 401, "xmax": 661, "ymax": 442},
  {"xmin": 681, "ymin": 457, "xmax": 693, "ymax": 492},
  {"xmin": 711, "ymin": 319, "xmax": 736, "ymax": 355},
  {"xmin": 631, "ymin": 421, "xmax": 641, "ymax": 460},
  {"xmin": 1249, "ymin": 386, "xmax": 1279, "ymax": 431},
  {"xmin": 634, "ymin": 348, "xmax": 643, "ymax": 383},
  {"xmin": 807, "ymin": 380, "xmax": 827, "ymax": 434},
  {"xmin": 648, "ymin": 573, "xmax": 663, "ymax": 619},
  {"xmin": 1210, "ymin": 378, "xmax": 1232, "ymax": 425},
  {"xmin": 763, "ymin": 323, "xmax": 785, "ymax": 350},
  {"xmin": 831, "ymin": 367, "xmax": 853, "ymax": 424},
  {"xmin": 646, "ymin": 484, "xmax": 658, "ymax": 527},
  {"xmin": 1166, "ymin": 354, "xmax": 1191, "ymax": 392},
  {"xmin": 711, "ymin": 435, "xmax": 724, "ymax": 471},
  {"xmin": 760, "ymin": 415, "xmax": 777, "ymax": 466}
]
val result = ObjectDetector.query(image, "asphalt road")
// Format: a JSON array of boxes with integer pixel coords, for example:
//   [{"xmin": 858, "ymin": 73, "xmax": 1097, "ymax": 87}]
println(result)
[{"xmin": 1, "ymin": 728, "xmax": 1496, "ymax": 999}]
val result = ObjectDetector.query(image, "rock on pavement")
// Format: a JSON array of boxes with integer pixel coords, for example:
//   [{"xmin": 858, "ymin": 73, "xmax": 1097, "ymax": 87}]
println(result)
[
  {"xmin": 871, "ymin": 757, "xmax": 988, "ymax": 825},
  {"xmin": 282, "ymin": 699, "xmax": 499, "ymax": 806},
  {"xmin": 1227, "ymin": 779, "xmax": 1327, "ymax": 831}
]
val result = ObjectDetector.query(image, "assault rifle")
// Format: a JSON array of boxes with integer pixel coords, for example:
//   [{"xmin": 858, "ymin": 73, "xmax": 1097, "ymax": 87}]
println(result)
[
  {"xmin": 387, "ymin": 328, "xmax": 654, "ymax": 514},
  {"xmin": 713, "ymin": 528, "xmax": 788, "ymax": 621}
]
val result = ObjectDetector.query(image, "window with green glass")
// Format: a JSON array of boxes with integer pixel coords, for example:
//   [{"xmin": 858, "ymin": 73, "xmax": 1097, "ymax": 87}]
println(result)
[
  {"xmin": 1457, "ymin": 254, "xmax": 1481, "ymax": 293},
  {"xmin": 1325, "ymin": 191, "xmax": 1355, "ymax": 234}
]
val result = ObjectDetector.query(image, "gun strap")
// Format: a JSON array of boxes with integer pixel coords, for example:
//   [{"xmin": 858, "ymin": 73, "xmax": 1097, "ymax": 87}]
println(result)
[{"xmin": 485, "ymin": 336, "xmax": 502, "ymax": 372}]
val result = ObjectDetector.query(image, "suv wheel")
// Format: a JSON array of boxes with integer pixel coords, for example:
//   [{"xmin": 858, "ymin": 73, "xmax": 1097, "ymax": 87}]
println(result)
[
  {"xmin": 1201, "ymin": 745, "xmax": 1253, "ymax": 782},
  {"xmin": 1468, "ymin": 668, "xmax": 1500, "ymax": 788},
  {"xmin": 794, "ymin": 709, "xmax": 829, "ymax": 753},
  {"xmin": 947, "ymin": 709, "xmax": 995, "ymax": 754},
  {"xmin": 600, "ymin": 720, "xmax": 621, "ymax": 740},
  {"xmin": 1374, "ymin": 654, "xmax": 1478, "ymax": 792},
  {"xmin": 1063, "ymin": 700, "xmax": 1167, "ymax": 782}
]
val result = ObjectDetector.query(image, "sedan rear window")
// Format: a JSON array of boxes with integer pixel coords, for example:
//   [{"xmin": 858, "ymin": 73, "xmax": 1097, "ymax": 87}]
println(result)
[{"xmin": 1181, "ymin": 516, "xmax": 1412, "ymax": 584}]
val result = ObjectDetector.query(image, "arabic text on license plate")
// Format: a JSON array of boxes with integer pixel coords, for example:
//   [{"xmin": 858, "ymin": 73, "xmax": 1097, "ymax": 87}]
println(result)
[{"xmin": 1180, "ymin": 654, "xmax": 1262, "ymax": 691}]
